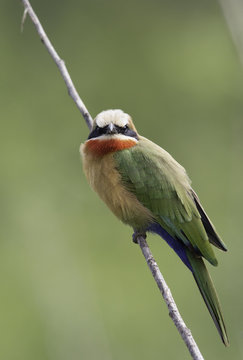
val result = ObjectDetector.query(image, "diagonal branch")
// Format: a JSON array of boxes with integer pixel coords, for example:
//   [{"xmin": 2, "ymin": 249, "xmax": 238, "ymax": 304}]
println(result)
[
  {"xmin": 137, "ymin": 236, "xmax": 204, "ymax": 360},
  {"xmin": 20, "ymin": 0, "xmax": 93, "ymax": 130},
  {"xmin": 218, "ymin": 0, "xmax": 243, "ymax": 68},
  {"xmin": 19, "ymin": 1, "xmax": 204, "ymax": 359}
]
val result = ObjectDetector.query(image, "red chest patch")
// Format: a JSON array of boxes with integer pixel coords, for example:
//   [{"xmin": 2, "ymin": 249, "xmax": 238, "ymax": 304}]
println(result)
[{"xmin": 85, "ymin": 138, "xmax": 137, "ymax": 156}]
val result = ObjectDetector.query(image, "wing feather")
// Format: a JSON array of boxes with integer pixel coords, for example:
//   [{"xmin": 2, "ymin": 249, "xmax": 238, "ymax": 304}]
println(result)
[{"xmin": 114, "ymin": 136, "xmax": 221, "ymax": 265}]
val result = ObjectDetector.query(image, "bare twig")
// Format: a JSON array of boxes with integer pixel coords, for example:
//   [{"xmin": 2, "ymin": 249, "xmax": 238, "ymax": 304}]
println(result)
[
  {"xmin": 19, "ymin": 1, "xmax": 204, "ymax": 359},
  {"xmin": 137, "ymin": 236, "xmax": 204, "ymax": 360},
  {"xmin": 21, "ymin": 8, "xmax": 28, "ymax": 32},
  {"xmin": 20, "ymin": 0, "xmax": 93, "ymax": 130},
  {"xmin": 219, "ymin": 0, "xmax": 243, "ymax": 67}
]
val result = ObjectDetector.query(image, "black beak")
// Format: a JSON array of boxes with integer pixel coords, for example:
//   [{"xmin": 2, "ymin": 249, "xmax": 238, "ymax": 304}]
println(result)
[{"xmin": 106, "ymin": 123, "xmax": 118, "ymax": 135}]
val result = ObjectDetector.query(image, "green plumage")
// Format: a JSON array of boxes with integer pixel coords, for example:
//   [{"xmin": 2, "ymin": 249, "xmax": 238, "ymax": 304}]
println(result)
[
  {"xmin": 113, "ymin": 136, "xmax": 229, "ymax": 346},
  {"xmin": 82, "ymin": 108, "xmax": 229, "ymax": 346},
  {"xmin": 187, "ymin": 251, "xmax": 228, "ymax": 345}
]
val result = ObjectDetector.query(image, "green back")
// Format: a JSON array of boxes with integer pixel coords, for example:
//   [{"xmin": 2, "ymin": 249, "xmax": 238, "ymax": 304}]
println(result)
[{"xmin": 113, "ymin": 136, "xmax": 218, "ymax": 266}]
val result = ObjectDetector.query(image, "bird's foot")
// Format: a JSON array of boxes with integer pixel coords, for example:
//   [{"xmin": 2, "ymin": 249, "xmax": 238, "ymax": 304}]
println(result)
[{"xmin": 132, "ymin": 231, "xmax": 147, "ymax": 244}]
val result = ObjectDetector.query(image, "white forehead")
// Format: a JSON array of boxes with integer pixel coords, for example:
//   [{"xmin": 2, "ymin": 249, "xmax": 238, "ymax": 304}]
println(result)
[{"xmin": 95, "ymin": 109, "xmax": 130, "ymax": 128}]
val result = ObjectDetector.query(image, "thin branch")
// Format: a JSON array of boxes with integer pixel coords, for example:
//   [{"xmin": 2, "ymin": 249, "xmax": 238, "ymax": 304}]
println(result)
[
  {"xmin": 137, "ymin": 236, "xmax": 204, "ymax": 360},
  {"xmin": 19, "ymin": 1, "xmax": 204, "ymax": 359},
  {"xmin": 20, "ymin": 0, "xmax": 93, "ymax": 131},
  {"xmin": 218, "ymin": 0, "xmax": 243, "ymax": 67}
]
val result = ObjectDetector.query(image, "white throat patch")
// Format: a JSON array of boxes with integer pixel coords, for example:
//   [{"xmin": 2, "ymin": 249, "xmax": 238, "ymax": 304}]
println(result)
[{"xmin": 95, "ymin": 109, "xmax": 130, "ymax": 128}]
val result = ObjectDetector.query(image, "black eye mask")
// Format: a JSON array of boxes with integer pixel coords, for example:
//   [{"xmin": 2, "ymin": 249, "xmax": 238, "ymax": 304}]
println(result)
[{"xmin": 88, "ymin": 125, "xmax": 138, "ymax": 140}]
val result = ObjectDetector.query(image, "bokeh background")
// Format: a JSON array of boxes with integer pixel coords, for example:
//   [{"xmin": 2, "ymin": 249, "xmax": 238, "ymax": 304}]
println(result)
[{"xmin": 1, "ymin": 0, "xmax": 243, "ymax": 359}]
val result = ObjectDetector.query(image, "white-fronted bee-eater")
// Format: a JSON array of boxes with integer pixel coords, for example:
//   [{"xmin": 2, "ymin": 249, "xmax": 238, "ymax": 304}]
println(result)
[{"xmin": 81, "ymin": 109, "xmax": 229, "ymax": 346}]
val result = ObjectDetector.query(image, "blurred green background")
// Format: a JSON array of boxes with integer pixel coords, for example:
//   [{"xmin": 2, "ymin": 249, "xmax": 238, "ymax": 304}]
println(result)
[{"xmin": 1, "ymin": 0, "xmax": 243, "ymax": 359}]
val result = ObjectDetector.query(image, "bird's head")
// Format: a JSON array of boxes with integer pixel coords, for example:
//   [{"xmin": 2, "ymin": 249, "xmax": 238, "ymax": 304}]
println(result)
[
  {"xmin": 83, "ymin": 110, "xmax": 139, "ymax": 156},
  {"xmin": 88, "ymin": 109, "xmax": 138, "ymax": 140}
]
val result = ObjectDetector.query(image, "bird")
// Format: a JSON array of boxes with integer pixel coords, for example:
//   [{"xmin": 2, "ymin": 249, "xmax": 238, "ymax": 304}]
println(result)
[{"xmin": 80, "ymin": 109, "xmax": 229, "ymax": 346}]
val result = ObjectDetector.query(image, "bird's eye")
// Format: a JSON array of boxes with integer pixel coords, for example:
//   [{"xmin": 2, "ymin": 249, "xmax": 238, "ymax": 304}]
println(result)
[
  {"xmin": 87, "ymin": 125, "xmax": 107, "ymax": 139},
  {"xmin": 123, "ymin": 125, "xmax": 129, "ymax": 132},
  {"xmin": 115, "ymin": 125, "xmax": 128, "ymax": 133}
]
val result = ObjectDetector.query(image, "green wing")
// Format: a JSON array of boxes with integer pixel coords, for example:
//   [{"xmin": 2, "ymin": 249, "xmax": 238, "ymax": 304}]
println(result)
[
  {"xmin": 114, "ymin": 136, "xmax": 225, "ymax": 266},
  {"xmin": 114, "ymin": 136, "xmax": 229, "ymax": 345}
]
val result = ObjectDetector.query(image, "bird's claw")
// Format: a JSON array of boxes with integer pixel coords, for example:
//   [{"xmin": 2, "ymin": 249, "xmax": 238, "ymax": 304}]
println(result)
[{"xmin": 132, "ymin": 231, "xmax": 147, "ymax": 244}]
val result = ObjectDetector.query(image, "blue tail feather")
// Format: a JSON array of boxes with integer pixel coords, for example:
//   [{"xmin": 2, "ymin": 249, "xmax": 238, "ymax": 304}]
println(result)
[{"xmin": 147, "ymin": 223, "xmax": 192, "ymax": 271}]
